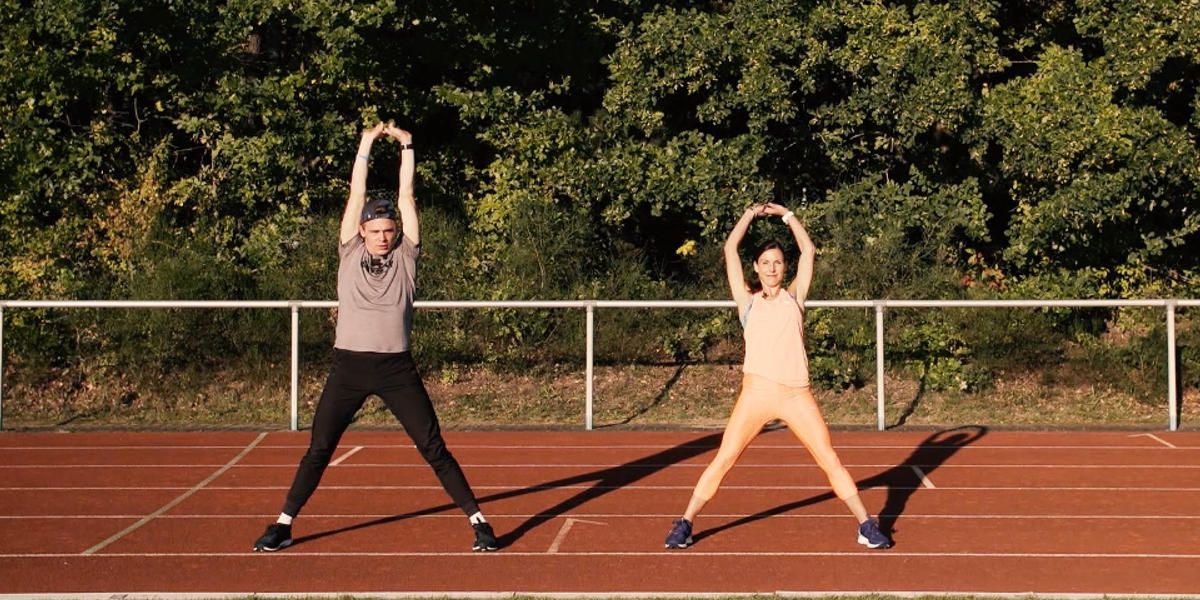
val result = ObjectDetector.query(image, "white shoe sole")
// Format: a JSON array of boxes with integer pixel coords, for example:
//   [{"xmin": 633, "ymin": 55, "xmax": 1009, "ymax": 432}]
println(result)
[
  {"xmin": 254, "ymin": 538, "xmax": 292, "ymax": 552},
  {"xmin": 857, "ymin": 534, "xmax": 890, "ymax": 549}
]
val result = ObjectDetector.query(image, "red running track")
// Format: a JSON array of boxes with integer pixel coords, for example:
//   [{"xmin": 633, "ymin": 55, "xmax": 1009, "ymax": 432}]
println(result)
[{"xmin": 0, "ymin": 428, "xmax": 1198, "ymax": 596}]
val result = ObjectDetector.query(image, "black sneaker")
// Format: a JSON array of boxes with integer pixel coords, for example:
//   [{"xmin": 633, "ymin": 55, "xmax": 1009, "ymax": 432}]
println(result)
[
  {"xmin": 664, "ymin": 518, "xmax": 693, "ymax": 549},
  {"xmin": 857, "ymin": 518, "xmax": 893, "ymax": 549},
  {"xmin": 253, "ymin": 523, "xmax": 293, "ymax": 552},
  {"xmin": 472, "ymin": 522, "xmax": 499, "ymax": 551}
]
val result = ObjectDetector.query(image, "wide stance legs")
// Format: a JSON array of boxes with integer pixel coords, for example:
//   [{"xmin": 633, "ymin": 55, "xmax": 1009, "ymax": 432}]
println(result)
[{"xmin": 665, "ymin": 375, "xmax": 892, "ymax": 550}]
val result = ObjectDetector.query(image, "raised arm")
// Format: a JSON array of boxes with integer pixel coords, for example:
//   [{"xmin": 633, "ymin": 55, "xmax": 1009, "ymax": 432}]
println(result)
[
  {"xmin": 763, "ymin": 202, "xmax": 815, "ymax": 304},
  {"xmin": 725, "ymin": 205, "xmax": 765, "ymax": 318},
  {"xmin": 341, "ymin": 122, "xmax": 387, "ymax": 245},
  {"xmin": 384, "ymin": 124, "xmax": 418, "ymax": 245}
]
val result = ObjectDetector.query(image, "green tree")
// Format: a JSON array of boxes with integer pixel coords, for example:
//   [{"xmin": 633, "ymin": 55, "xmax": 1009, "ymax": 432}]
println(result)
[{"xmin": 977, "ymin": 45, "xmax": 1200, "ymax": 297}]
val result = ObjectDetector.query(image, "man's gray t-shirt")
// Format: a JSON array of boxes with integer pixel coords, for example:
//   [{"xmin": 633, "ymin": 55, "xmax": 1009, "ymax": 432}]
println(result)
[{"xmin": 333, "ymin": 234, "xmax": 418, "ymax": 353}]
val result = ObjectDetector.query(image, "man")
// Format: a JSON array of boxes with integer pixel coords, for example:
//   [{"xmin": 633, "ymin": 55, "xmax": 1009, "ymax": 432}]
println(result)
[{"xmin": 252, "ymin": 122, "xmax": 498, "ymax": 552}]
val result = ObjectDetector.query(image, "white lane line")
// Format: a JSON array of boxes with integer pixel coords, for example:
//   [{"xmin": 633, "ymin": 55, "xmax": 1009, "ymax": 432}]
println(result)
[
  {"xmin": 1, "ymin": 465, "xmax": 229, "ymax": 469},
  {"xmin": 547, "ymin": 517, "xmax": 606, "ymax": 553},
  {"xmin": 6, "ymin": 550, "xmax": 1200, "ymax": 558},
  {"xmin": 9, "ymin": 443, "xmax": 1199, "ymax": 450},
  {"xmin": 911, "ymin": 466, "xmax": 936, "ymax": 489},
  {"xmin": 1130, "ymin": 433, "xmax": 1178, "ymax": 449},
  {"xmin": 228, "ymin": 462, "xmax": 1200, "ymax": 468},
  {"xmin": 0, "ymin": 590, "xmax": 1180, "ymax": 600},
  {"xmin": 0, "ymin": 591, "xmax": 1189, "ymax": 600},
  {"xmin": 6, "ymin": 512, "xmax": 1199, "ymax": 520},
  {"xmin": 80, "ymin": 433, "xmax": 267, "ymax": 555},
  {"xmin": 9, "ymin": 462, "xmax": 1200, "ymax": 469},
  {"xmin": 2, "ymin": 487, "xmax": 194, "ymax": 490},
  {"xmin": 310, "ymin": 443, "xmax": 1200, "ymax": 450},
  {"xmin": 0, "ymin": 445, "xmax": 252, "ymax": 450},
  {"xmin": 330, "ymin": 446, "xmax": 363, "ymax": 467},
  {"xmin": 8, "ymin": 484, "xmax": 1200, "ymax": 492}
]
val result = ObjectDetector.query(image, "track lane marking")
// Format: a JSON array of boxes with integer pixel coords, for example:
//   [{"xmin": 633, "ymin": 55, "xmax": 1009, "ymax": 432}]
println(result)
[
  {"xmin": 329, "ymin": 446, "xmax": 363, "ymax": 466},
  {"xmin": 80, "ymin": 433, "xmax": 267, "ymax": 555},
  {"xmin": 1129, "ymin": 433, "xmax": 1177, "ymax": 449},
  {"xmin": 6, "ymin": 513, "xmax": 1200, "ymax": 520},
  {"xmin": 8, "ymin": 462, "xmax": 1200, "ymax": 469},
  {"xmin": 9, "ymin": 484, "xmax": 1200, "ymax": 491},
  {"xmin": 547, "ymin": 517, "xmax": 607, "ymax": 553},
  {"xmin": 911, "ymin": 466, "xmax": 936, "ymax": 488},
  {"xmin": 7, "ymin": 550, "xmax": 1200, "ymax": 558},
  {"xmin": 7, "ymin": 442, "xmax": 1200, "ymax": 450}
]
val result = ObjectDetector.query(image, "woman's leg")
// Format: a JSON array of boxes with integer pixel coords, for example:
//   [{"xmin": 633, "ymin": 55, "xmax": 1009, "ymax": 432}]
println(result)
[
  {"xmin": 775, "ymin": 387, "xmax": 869, "ymax": 523},
  {"xmin": 682, "ymin": 378, "xmax": 773, "ymax": 521}
]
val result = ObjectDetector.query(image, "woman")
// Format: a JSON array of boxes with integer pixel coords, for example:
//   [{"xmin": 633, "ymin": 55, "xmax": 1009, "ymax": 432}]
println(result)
[{"xmin": 663, "ymin": 202, "xmax": 892, "ymax": 550}]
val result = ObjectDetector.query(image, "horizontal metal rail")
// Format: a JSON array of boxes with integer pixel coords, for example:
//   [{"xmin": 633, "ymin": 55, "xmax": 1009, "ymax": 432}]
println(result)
[
  {"xmin": 7, "ymin": 299, "xmax": 1198, "ymax": 308},
  {"xmin": 0, "ymin": 299, "xmax": 1194, "ymax": 431}
]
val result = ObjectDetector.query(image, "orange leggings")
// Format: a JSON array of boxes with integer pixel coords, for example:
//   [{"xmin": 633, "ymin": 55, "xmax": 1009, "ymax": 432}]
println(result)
[{"xmin": 692, "ymin": 374, "xmax": 859, "ymax": 503}]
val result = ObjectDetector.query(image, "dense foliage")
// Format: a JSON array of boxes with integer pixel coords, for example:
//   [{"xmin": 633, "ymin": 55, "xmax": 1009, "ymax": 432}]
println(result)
[{"xmin": 2, "ymin": 0, "xmax": 1197, "ymax": 393}]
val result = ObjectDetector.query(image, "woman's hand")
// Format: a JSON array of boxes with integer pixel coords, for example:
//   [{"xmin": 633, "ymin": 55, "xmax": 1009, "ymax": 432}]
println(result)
[
  {"xmin": 760, "ymin": 202, "xmax": 790, "ymax": 218},
  {"xmin": 744, "ymin": 204, "xmax": 768, "ymax": 219}
]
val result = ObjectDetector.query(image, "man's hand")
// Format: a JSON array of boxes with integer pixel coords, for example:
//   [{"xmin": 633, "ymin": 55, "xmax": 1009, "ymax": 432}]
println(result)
[
  {"xmin": 362, "ymin": 122, "xmax": 386, "ymax": 141},
  {"xmin": 384, "ymin": 122, "xmax": 413, "ymax": 145}
]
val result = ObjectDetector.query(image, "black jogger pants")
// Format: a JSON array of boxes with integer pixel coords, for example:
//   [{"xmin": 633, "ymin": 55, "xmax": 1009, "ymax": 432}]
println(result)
[{"xmin": 281, "ymin": 349, "xmax": 480, "ymax": 518}]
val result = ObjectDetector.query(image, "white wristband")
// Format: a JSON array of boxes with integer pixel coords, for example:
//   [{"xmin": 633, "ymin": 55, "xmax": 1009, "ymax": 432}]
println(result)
[
  {"xmin": 356, "ymin": 154, "xmax": 370, "ymax": 161},
  {"xmin": 782, "ymin": 211, "xmax": 795, "ymax": 224}
]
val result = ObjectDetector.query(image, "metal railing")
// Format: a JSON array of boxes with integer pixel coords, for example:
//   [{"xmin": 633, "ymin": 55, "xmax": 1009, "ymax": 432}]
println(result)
[{"xmin": 0, "ymin": 298, "xmax": 1194, "ymax": 431}]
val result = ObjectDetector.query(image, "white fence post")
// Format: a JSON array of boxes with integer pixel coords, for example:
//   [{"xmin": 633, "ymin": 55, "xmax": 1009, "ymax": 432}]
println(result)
[
  {"xmin": 875, "ymin": 301, "xmax": 886, "ymax": 431},
  {"xmin": 586, "ymin": 303, "xmax": 595, "ymax": 431},
  {"xmin": 290, "ymin": 303, "xmax": 300, "ymax": 432},
  {"xmin": 0, "ymin": 306, "xmax": 5, "ymax": 431},
  {"xmin": 1167, "ymin": 301, "xmax": 1178, "ymax": 432}
]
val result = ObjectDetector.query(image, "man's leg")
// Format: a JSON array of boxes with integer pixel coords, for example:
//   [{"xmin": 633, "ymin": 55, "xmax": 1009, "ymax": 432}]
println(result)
[
  {"xmin": 378, "ymin": 352, "xmax": 497, "ymax": 550},
  {"xmin": 254, "ymin": 350, "xmax": 366, "ymax": 551},
  {"xmin": 378, "ymin": 352, "xmax": 479, "ymax": 513},
  {"xmin": 282, "ymin": 364, "xmax": 367, "ymax": 516}
]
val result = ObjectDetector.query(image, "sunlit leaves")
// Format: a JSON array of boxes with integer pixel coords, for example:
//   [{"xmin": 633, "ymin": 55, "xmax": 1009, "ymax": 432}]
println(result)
[{"xmin": 980, "ymin": 45, "xmax": 1200, "ymax": 291}]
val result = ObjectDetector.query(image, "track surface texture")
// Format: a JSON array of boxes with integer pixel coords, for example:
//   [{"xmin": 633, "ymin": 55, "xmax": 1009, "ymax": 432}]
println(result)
[{"xmin": 1, "ymin": 428, "xmax": 1197, "ymax": 596}]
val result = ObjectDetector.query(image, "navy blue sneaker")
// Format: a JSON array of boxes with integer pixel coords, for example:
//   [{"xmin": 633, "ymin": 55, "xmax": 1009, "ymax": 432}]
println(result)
[
  {"xmin": 857, "ymin": 518, "xmax": 893, "ymax": 549},
  {"xmin": 664, "ymin": 518, "xmax": 693, "ymax": 549},
  {"xmin": 472, "ymin": 521, "xmax": 499, "ymax": 551},
  {"xmin": 252, "ymin": 523, "xmax": 292, "ymax": 552}
]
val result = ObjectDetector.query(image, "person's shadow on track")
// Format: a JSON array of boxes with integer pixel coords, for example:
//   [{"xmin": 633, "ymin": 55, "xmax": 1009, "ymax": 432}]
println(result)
[
  {"xmin": 289, "ymin": 432, "xmax": 725, "ymax": 549},
  {"xmin": 692, "ymin": 425, "xmax": 987, "ymax": 547}
]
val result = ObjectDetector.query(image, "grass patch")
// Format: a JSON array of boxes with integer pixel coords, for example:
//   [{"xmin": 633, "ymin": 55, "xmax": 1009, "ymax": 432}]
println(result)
[{"xmin": 2, "ymin": 359, "xmax": 1193, "ymax": 430}]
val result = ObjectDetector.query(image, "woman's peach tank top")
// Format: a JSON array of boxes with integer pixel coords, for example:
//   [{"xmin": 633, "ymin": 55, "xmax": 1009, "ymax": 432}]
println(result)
[{"xmin": 741, "ymin": 290, "xmax": 810, "ymax": 387}]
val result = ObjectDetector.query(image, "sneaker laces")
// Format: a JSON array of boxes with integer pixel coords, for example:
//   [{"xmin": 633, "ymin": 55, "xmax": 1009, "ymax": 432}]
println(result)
[
  {"xmin": 668, "ymin": 519, "xmax": 690, "ymax": 538},
  {"xmin": 861, "ymin": 519, "xmax": 884, "ymax": 540}
]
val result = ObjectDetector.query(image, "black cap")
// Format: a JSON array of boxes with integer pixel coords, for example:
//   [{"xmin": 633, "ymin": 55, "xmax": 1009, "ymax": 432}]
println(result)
[{"xmin": 361, "ymin": 196, "xmax": 398, "ymax": 224}]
